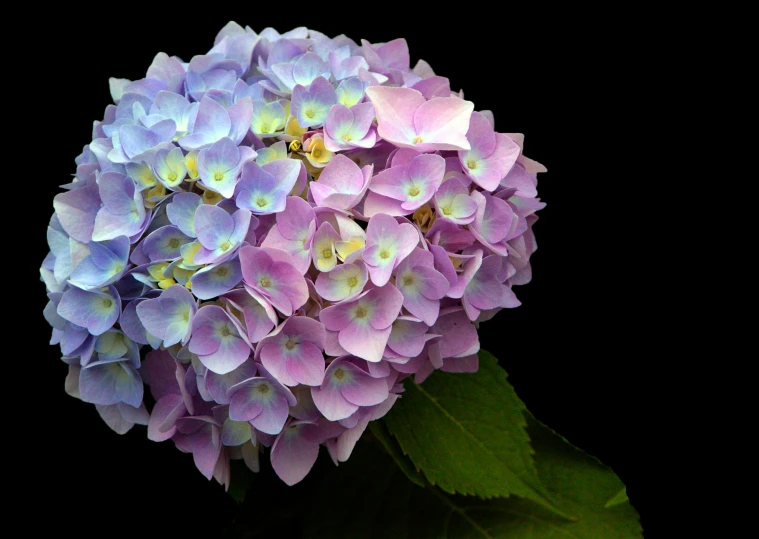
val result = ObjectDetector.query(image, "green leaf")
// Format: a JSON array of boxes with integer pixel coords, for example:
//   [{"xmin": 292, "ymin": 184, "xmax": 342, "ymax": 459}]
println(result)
[
  {"xmin": 605, "ymin": 488, "xmax": 629, "ymax": 509},
  {"xmin": 369, "ymin": 420, "xmax": 426, "ymax": 488},
  {"xmin": 383, "ymin": 350, "xmax": 558, "ymax": 512},
  {"xmin": 435, "ymin": 416, "xmax": 643, "ymax": 538},
  {"xmin": 223, "ymin": 422, "xmax": 641, "ymax": 538}
]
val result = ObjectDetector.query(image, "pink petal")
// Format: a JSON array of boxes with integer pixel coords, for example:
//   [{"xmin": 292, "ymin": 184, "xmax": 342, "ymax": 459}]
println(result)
[
  {"xmin": 365, "ymin": 86, "xmax": 424, "ymax": 147},
  {"xmin": 339, "ymin": 323, "xmax": 391, "ymax": 363}
]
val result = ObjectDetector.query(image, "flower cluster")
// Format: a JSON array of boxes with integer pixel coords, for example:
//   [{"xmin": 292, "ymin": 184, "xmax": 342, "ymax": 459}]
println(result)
[{"xmin": 41, "ymin": 23, "xmax": 545, "ymax": 487}]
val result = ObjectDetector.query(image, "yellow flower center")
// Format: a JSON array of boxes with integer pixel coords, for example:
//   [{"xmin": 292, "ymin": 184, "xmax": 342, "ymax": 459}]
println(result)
[
  {"xmin": 334, "ymin": 368, "xmax": 345, "ymax": 380},
  {"xmin": 379, "ymin": 249, "xmax": 391, "ymax": 259},
  {"xmin": 220, "ymin": 325, "xmax": 231, "ymax": 337},
  {"xmin": 168, "ymin": 238, "xmax": 180, "ymax": 249},
  {"xmin": 258, "ymin": 384, "xmax": 270, "ymax": 394},
  {"xmin": 347, "ymin": 277, "xmax": 358, "ymax": 288},
  {"xmin": 220, "ymin": 240, "xmax": 232, "ymax": 252},
  {"xmin": 341, "ymin": 134, "xmax": 352, "ymax": 141},
  {"xmin": 403, "ymin": 275, "xmax": 414, "ymax": 286},
  {"xmin": 214, "ymin": 172, "xmax": 223, "ymax": 181},
  {"xmin": 260, "ymin": 277, "xmax": 271, "ymax": 288},
  {"xmin": 313, "ymin": 149, "xmax": 322, "ymax": 158},
  {"xmin": 289, "ymin": 140, "xmax": 302, "ymax": 152},
  {"xmin": 285, "ymin": 340, "xmax": 296, "ymax": 350},
  {"xmin": 168, "ymin": 172, "xmax": 177, "ymax": 181},
  {"xmin": 467, "ymin": 160, "xmax": 477, "ymax": 169},
  {"xmin": 305, "ymin": 109, "xmax": 315, "ymax": 119},
  {"xmin": 256, "ymin": 197, "xmax": 268, "ymax": 208},
  {"xmin": 261, "ymin": 124, "xmax": 270, "ymax": 133},
  {"xmin": 408, "ymin": 186, "xmax": 420, "ymax": 197},
  {"xmin": 442, "ymin": 207, "xmax": 452, "ymax": 216},
  {"xmin": 216, "ymin": 266, "xmax": 228, "ymax": 277},
  {"xmin": 355, "ymin": 306, "xmax": 368, "ymax": 318},
  {"xmin": 322, "ymin": 249, "xmax": 332, "ymax": 259},
  {"xmin": 413, "ymin": 136, "xmax": 423, "ymax": 144}
]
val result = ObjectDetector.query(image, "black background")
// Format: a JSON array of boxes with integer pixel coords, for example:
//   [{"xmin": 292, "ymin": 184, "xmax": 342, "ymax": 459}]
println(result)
[{"xmin": 17, "ymin": 11, "xmax": 667, "ymax": 537}]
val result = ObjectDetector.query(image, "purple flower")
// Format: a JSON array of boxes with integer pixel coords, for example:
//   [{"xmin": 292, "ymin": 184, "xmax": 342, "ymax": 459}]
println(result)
[
  {"xmin": 239, "ymin": 245, "xmax": 309, "ymax": 316},
  {"xmin": 459, "ymin": 111, "xmax": 521, "ymax": 191},
  {"xmin": 197, "ymin": 137, "xmax": 255, "ymax": 198},
  {"xmin": 433, "ymin": 177, "xmax": 478, "ymax": 225},
  {"xmin": 179, "ymin": 95, "xmax": 253, "ymax": 150},
  {"xmin": 461, "ymin": 254, "xmax": 521, "ymax": 320},
  {"xmin": 193, "ymin": 204, "xmax": 252, "ymax": 264},
  {"xmin": 52, "ymin": 179, "xmax": 101, "ymax": 243},
  {"xmin": 68, "ymin": 236, "xmax": 130, "ymax": 290},
  {"xmin": 191, "ymin": 258, "xmax": 243, "ymax": 300},
  {"xmin": 92, "ymin": 172, "xmax": 148, "ymax": 241},
  {"xmin": 366, "ymin": 153, "xmax": 445, "ymax": 215},
  {"xmin": 141, "ymin": 226, "xmax": 192, "ymax": 262},
  {"xmin": 136, "ymin": 284, "xmax": 197, "ymax": 347},
  {"xmin": 320, "ymin": 284, "xmax": 403, "ymax": 362},
  {"xmin": 260, "ymin": 196, "xmax": 316, "ymax": 274},
  {"xmin": 292, "ymin": 76, "xmax": 337, "ymax": 128},
  {"xmin": 314, "ymin": 261, "xmax": 368, "ymax": 302},
  {"xmin": 166, "ymin": 192, "xmax": 202, "ymax": 238},
  {"xmin": 257, "ymin": 316, "xmax": 327, "ymax": 387},
  {"xmin": 189, "ymin": 305, "xmax": 252, "ymax": 374},
  {"xmin": 42, "ymin": 23, "xmax": 547, "ymax": 488},
  {"xmin": 309, "ymin": 154, "xmax": 372, "ymax": 211},
  {"xmin": 395, "ymin": 248, "xmax": 450, "ymax": 325},
  {"xmin": 323, "ymin": 103, "xmax": 376, "ymax": 152},
  {"xmin": 57, "ymin": 285, "xmax": 121, "ymax": 336},
  {"xmin": 219, "ymin": 289, "xmax": 278, "ymax": 344},
  {"xmin": 365, "ymin": 86, "xmax": 474, "ymax": 152},
  {"xmin": 311, "ymin": 357, "xmax": 389, "ymax": 421},
  {"xmin": 362, "ymin": 214, "xmax": 419, "ymax": 286},
  {"xmin": 227, "ymin": 367, "xmax": 297, "ymax": 435},
  {"xmin": 235, "ymin": 158, "xmax": 302, "ymax": 214}
]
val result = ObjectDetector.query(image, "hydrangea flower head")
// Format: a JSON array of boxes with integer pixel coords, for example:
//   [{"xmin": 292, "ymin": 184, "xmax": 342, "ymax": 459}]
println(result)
[{"xmin": 41, "ymin": 24, "xmax": 545, "ymax": 489}]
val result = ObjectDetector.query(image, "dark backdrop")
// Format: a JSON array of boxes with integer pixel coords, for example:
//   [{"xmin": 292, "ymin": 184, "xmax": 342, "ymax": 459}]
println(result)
[{"xmin": 18, "ymin": 11, "xmax": 664, "ymax": 537}]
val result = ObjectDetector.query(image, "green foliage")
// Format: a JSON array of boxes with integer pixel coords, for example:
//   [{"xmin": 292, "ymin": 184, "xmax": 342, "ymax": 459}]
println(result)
[
  {"xmin": 382, "ymin": 351, "xmax": 555, "ymax": 509},
  {"xmin": 225, "ymin": 350, "xmax": 642, "ymax": 537}
]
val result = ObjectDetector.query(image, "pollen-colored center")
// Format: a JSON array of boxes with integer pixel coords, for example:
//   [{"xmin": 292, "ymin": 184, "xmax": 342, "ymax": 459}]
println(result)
[
  {"xmin": 442, "ymin": 207, "xmax": 452, "ymax": 216},
  {"xmin": 347, "ymin": 277, "xmax": 358, "ymax": 288},
  {"xmin": 216, "ymin": 266, "xmax": 228, "ymax": 277},
  {"xmin": 408, "ymin": 186, "xmax": 420, "ymax": 197},
  {"xmin": 305, "ymin": 110, "xmax": 315, "ymax": 119},
  {"xmin": 261, "ymin": 124, "xmax": 270, "ymax": 133},
  {"xmin": 467, "ymin": 160, "xmax": 477, "ymax": 170},
  {"xmin": 260, "ymin": 277, "xmax": 271, "ymax": 288},
  {"xmin": 312, "ymin": 149, "xmax": 322, "ymax": 158},
  {"xmin": 168, "ymin": 238, "xmax": 180, "ymax": 249},
  {"xmin": 102, "ymin": 299, "xmax": 113, "ymax": 308},
  {"xmin": 285, "ymin": 340, "xmax": 296, "ymax": 350},
  {"xmin": 322, "ymin": 249, "xmax": 332, "ymax": 259},
  {"xmin": 379, "ymin": 249, "xmax": 391, "ymax": 259},
  {"xmin": 403, "ymin": 275, "xmax": 414, "ymax": 286},
  {"xmin": 258, "ymin": 384, "xmax": 270, "ymax": 394},
  {"xmin": 289, "ymin": 140, "xmax": 302, "ymax": 151},
  {"xmin": 183, "ymin": 310, "xmax": 190, "ymax": 321},
  {"xmin": 355, "ymin": 306, "xmax": 368, "ymax": 318},
  {"xmin": 341, "ymin": 134, "xmax": 352, "ymax": 141},
  {"xmin": 220, "ymin": 240, "xmax": 232, "ymax": 252},
  {"xmin": 413, "ymin": 136, "xmax": 423, "ymax": 144},
  {"xmin": 256, "ymin": 197, "xmax": 268, "ymax": 208},
  {"xmin": 214, "ymin": 172, "xmax": 223, "ymax": 181},
  {"xmin": 220, "ymin": 325, "xmax": 231, "ymax": 337},
  {"xmin": 334, "ymin": 368, "xmax": 345, "ymax": 380},
  {"xmin": 168, "ymin": 172, "xmax": 177, "ymax": 181}
]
